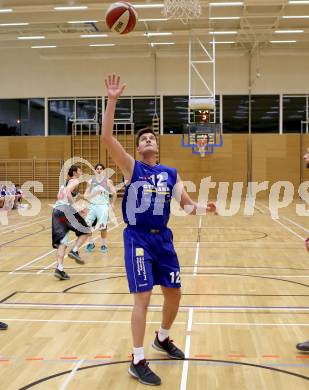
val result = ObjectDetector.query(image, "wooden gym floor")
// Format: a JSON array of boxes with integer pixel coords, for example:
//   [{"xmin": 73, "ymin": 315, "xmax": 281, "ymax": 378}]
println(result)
[{"xmin": 0, "ymin": 199, "xmax": 308, "ymax": 389}]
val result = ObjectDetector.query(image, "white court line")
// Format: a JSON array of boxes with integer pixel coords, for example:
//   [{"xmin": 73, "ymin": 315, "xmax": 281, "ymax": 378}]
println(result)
[
  {"xmin": 253, "ymin": 203, "xmax": 265, "ymax": 214},
  {"xmin": 1, "ymin": 216, "xmax": 49, "ymax": 236},
  {"xmin": 256, "ymin": 202, "xmax": 305, "ymax": 241},
  {"xmin": 1, "ymin": 318, "xmax": 186, "ymax": 325},
  {"xmin": 180, "ymin": 308, "xmax": 193, "ymax": 390},
  {"xmin": 36, "ymin": 221, "xmax": 124, "ymax": 274},
  {"xmin": 10, "ymin": 221, "xmax": 123, "ymax": 274},
  {"xmin": 4, "ymin": 318, "xmax": 308, "ymax": 327},
  {"xmin": 36, "ymin": 232, "xmax": 101, "ymax": 274},
  {"xmin": 11, "ymin": 249, "xmax": 56, "ymax": 273},
  {"xmin": 193, "ymin": 216, "xmax": 202, "ymax": 276},
  {"xmin": 194, "ymin": 322, "xmax": 309, "ymax": 327},
  {"xmin": 2, "ymin": 303, "xmax": 309, "ymax": 311},
  {"xmin": 13, "ymin": 272, "xmax": 309, "ymax": 278},
  {"xmin": 0, "ymin": 215, "xmax": 47, "ymax": 231},
  {"xmin": 59, "ymin": 359, "xmax": 84, "ymax": 390},
  {"xmin": 282, "ymin": 216, "xmax": 309, "ymax": 234},
  {"xmin": 273, "ymin": 219, "xmax": 305, "ymax": 241},
  {"xmin": 180, "ymin": 227, "xmax": 199, "ymax": 390}
]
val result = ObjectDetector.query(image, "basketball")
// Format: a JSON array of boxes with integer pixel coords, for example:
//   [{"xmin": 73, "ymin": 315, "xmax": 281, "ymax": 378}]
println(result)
[{"xmin": 105, "ymin": 2, "xmax": 138, "ymax": 35}]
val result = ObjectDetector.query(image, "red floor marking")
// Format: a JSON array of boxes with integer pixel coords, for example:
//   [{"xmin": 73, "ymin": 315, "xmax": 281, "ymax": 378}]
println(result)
[
  {"xmin": 262, "ymin": 355, "xmax": 280, "ymax": 358},
  {"xmin": 296, "ymin": 355, "xmax": 309, "ymax": 359},
  {"xmin": 0, "ymin": 359, "xmax": 10, "ymax": 362},
  {"xmin": 61, "ymin": 357, "xmax": 79, "ymax": 360},
  {"xmin": 26, "ymin": 358, "xmax": 44, "ymax": 361}
]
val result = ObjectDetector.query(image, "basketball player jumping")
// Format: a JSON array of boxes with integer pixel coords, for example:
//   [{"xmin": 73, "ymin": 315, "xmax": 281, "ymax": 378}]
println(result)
[
  {"xmin": 52, "ymin": 164, "xmax": 91, "ymax": 280},
  {"xmin": 84, "ymin": 163, "xmax": 117, "ymax": 254},
  {"xmin": 296, "ymin": 148, "xmax": 309, "ymax": 352},
  {"xmin": 102, "ymin": 74, "xmax": 217, "ymax": 386}
]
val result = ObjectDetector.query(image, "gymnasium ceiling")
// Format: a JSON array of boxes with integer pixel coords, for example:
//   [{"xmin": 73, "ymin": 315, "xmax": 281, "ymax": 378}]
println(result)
[{"xmin": 0, "ymin": 0, "xmax": 309, "ymax": 58}]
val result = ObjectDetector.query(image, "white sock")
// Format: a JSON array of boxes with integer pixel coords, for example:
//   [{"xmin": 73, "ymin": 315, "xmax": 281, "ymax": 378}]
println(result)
[
  {"xmin": 158, "ymin": 327, "xmax": 169, "ymax": 342},
  {"xmin": 133, "ymin": 347, "xmax": 144, "ymax": 364},
  {"xmin": 101, "ymin": 238, "xmax": 106, "ymax": 246},
  {"xmin": 88, "ymin": 238, "xmax": 94, "ymax": 245},
  {"xmin": 72, "ymin": 246, "xmax": 79, "ymax": 252},
  {"xmin": 57, "ymin": 264, "xmax": 64, "ymax": 272}
]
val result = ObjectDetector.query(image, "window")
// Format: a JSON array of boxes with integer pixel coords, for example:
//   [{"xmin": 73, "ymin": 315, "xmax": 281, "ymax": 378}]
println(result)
[
  {"xmin": 251, "ymin": 95, "xmax": 279, "ymax": 133},
  {"xmin": 104, "ymin": 98, "xmax": 131, "ymax": 121},
  {"xmin": 283, "ymin": 96, "xmax": 307, "ymax": 133},
  {"xmin": 0, "ymin": 99, "xmax": 44, "ymax": 136},
  {"xmin": 223, "ymin": 95, "xmax": 249, "ymax": 133},
  {"xmin": 48, "ymin": 99, "xmax": 74, "ymax": 135},
  {"xmin": 163, "ymin": 96, "xmax": 189, "ymax": 134},
  {"xmin": 133, "ymin": 97, "xmax": 160, "ymax": 132},
  {"xmin": 76, "ymin": 99, "xmax": 97, "ymax": 121}
]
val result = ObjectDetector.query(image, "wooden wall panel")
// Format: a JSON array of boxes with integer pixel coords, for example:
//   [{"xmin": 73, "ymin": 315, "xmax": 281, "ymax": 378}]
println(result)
[
  {"xmin": 160, "ymin": 134, "xmax": 248, "ymax": 199},
  {"xmin": 301, "ymin": 134, "xmax": 309, "ymax": 183},
  {"xmin": 252, "ymin": 134, "xmax": 300, "ymax": 197},
  {"xmin": 0, "ymin": 134, "xmax": 307, "ymax": 199},
  {"xmin": 0, "ymin": 136, "xmax": 71, "ymax": 160}
]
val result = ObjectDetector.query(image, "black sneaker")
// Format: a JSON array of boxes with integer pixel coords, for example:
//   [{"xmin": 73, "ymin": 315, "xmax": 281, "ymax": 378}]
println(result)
[
  {"xmin": 128, "ymin": 358, "xmax": 161, "ymax": 386},
  {"xmin": 68, "ymin": 250, "xmax": 85, "ymax": 264},
  {"xmin": 296, "ymin": 340, "xmax": 309, "ymax": 352},
  {"xmin": 0, "ymin": 322, "xmax": 8, "ymax": 330},
  {"xmin": 54, "ymin": 268, "xmax": 70, "ymax": 280},
  {"xmin": 152, "ymin": 332, "xmax": 185, "ymax": 360}
]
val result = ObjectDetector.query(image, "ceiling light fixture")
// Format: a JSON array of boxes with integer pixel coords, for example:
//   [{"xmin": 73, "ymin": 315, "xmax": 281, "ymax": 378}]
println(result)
[
  {"xmin": 144, "ymin": 32, "xmax": 173, "ymax": 36},
  {"xmin": 89, "ymin": 44, "xmax": 115, "ymax": 47},
  {"xmin": 68, "ymin": 20, "xmax": 98, "ymax": 24},
  {"xmin": 132, "ymin": 3, "xmax": 164, "ymax": 8},
  {"xmin": 0, "ymin": 22, "xmax": 29, "ymax": 26},
  {"xmin": 31, "ymin": 45, "xmax": 57, "ymax": 48},
  {"xmin": 54, "ymin": 6, "xmax": 88, "ymax": 11},
  {"xmin": 270, "ymin": 40, "xmax": 297, "ymax": 43},
  {"xmin": 275, "ymin": 29, "xmax": 304, "ymax": 33},
  {"xmin": 209, "ymin": 31, "xmax": 238, "ymax": 34},
  {"xmin": 80, "ymin": 34, "xmax": 108, "ymax": 38},
  {"xmin": 209, "ymin": 2, "xmax": 244, "ymax": 6},
  {"xmin": 209, "ymin": 16, "xmax": 240, "ymax": 19},
  {"xmin": 18, "ymin": 36, "xmax": 45, "ymax": 40}
]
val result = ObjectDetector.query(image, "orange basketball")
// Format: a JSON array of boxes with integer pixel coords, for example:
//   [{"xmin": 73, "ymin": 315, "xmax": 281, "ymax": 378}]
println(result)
[{"xmin": 105, "ymin": 2, "xmax": 138, "ymax": 35}]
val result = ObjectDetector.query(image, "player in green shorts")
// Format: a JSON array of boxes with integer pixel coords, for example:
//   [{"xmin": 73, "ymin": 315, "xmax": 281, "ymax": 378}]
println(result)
[{"xmin": 84, "ymin": 163, "xmax": 117, "ymax": 254}]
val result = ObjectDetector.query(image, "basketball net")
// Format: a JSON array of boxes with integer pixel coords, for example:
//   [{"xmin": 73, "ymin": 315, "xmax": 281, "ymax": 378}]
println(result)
[
  {"xmin": 196, "ymin": 136, "xmax": 209, "ymax": 158},
  {"xmin": 163, "ymin": 0, "xmax": 201, "ymax": 23}
]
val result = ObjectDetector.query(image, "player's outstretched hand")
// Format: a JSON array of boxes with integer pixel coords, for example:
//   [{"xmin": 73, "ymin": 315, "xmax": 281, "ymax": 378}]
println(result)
[
  {"xmin": 105, "ymin": 74, "xmax": 126, "ymax": 100},
  {"xmin": 207, "ymin": 202, "xmax": 217, "ymax": 214}
]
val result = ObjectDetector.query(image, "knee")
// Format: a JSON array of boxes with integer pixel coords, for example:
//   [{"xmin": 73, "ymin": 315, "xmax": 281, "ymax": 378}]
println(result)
[
  {"xmin": 165, "ymin": 288, "xmax": 181, "ymax": 304},
  {"xmin": 134, "ymin": 291, "xmax": 152, "ymax": 310}
]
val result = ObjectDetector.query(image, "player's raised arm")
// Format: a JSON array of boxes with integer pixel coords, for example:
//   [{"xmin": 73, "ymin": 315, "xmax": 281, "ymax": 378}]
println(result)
[
  {"xmin": 174, "ymin": 174, "xmax": 217, "ymax": 215},
  {"xmin": 102, "ymin": 74, "xmax": 135, "ymax": 181}
]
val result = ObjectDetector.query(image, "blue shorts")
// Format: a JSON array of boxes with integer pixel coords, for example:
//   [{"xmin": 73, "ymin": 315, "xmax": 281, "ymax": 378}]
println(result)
[{"xmin": 124, "ymin": 226, "xmax": 181, "ymax": 293}]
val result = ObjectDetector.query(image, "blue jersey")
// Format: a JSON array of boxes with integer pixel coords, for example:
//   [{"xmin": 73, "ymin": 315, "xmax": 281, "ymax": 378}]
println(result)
[{"xmin": 122, "ymin": 161, "xmax": 177, "ymax": 230}]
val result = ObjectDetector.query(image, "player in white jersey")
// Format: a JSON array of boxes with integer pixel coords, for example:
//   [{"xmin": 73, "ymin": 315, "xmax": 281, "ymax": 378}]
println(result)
[
  {"xmin": 84, "ymin": 163, "xmax": 117, "ymax": 254},
  {"xmin": 52, "ymin": 164, "xmax": 91, "ymax": 280}
]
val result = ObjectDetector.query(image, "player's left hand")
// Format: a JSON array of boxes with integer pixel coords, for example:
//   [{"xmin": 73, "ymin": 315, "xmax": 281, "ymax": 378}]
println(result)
[
  {"xmin": 206, "ymin": 202, "xmax": 217, "ymax": 214},
  {"xmin": 105, "ymin": 74, "xmax": 126, "ymax": 100}
]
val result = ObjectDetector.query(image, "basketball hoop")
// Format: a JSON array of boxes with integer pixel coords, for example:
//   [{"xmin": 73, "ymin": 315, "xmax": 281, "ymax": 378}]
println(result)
[
  {"xmin": 163, "ymin": 0, "xmax": 202, "ymax": 23},
  {"xmin": 196, "ymin": 135, "xmax": 209, "ymax": 158}
]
